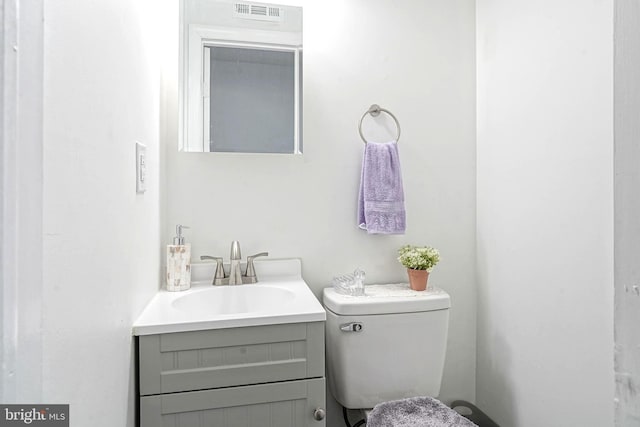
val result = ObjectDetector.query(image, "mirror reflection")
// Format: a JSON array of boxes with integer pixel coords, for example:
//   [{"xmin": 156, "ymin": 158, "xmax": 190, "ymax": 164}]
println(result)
[{"xmin": 179, "ymin": 0, "xmax": 303, "ymax": 154}]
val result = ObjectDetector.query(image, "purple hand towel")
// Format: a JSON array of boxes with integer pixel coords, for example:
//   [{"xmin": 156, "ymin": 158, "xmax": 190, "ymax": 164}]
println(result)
[{"xmin": 358, "ymin": 141, "xmax": 406, "ymax": 234}]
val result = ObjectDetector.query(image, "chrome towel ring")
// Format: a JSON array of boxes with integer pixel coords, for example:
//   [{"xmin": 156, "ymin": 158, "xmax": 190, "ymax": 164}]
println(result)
[{"xmin": 358, "ymin": 104, "xmax": 401, "ymax": 144}]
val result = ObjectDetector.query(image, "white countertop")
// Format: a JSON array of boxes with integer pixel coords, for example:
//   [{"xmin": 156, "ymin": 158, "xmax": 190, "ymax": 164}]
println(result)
[{"xmin": 133, "ymin": 258, "xmax": 326, "ymax": 336}]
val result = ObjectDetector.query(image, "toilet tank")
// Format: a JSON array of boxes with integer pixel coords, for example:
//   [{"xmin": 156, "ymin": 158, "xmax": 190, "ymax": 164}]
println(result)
[{"xmin": 323, "ymin": 284, "xmax": 451, "ymax": 409}]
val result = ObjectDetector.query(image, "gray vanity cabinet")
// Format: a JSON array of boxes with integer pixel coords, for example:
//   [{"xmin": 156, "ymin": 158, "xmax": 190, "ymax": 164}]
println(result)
[{"xmin": 137, "ymin": 322, "xmax": 326, "ymax": 427}]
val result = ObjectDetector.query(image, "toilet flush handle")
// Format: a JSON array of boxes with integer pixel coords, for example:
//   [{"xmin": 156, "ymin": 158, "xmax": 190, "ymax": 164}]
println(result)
[{"xmin": 340, "ymin": 322, "xmax": 363, "ymax": 332}]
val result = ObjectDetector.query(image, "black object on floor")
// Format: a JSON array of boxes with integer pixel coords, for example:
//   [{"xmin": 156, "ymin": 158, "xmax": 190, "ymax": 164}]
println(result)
[
  {"xmin": 450, "ymin": 400, "xmax": 500, "ymax": 427},
  {"xmin": 343, "ymin": 407, "xmax": 366, "ymax": 427}
]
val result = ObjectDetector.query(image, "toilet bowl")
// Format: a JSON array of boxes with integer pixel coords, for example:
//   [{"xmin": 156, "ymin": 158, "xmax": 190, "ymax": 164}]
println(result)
[{"xmin": 323, "ymin": 283, "xmax": 451, "ymax": 412}]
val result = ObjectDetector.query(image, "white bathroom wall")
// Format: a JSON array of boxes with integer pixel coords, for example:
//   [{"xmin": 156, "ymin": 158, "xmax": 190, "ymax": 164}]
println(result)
[
  {"xmin": 614, "ymin": 0, "xmax": 640, "ymax": 424},
  {"xmin": 162, "ymin": 0, "xmax": 476, "ymax": 424},
  {"xmin": 1, "ymin": 0, "xmax": 45, "ymax": 402},
  {"xmin": 476, "ymin": 1, "xmax": 615, "ymax": 426},
  {"xmin": 42, "ymin": 1, "xmax": 162, "ymax": 425}
]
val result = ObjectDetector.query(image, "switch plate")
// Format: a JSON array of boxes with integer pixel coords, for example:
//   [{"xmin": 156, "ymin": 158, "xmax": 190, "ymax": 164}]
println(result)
[{"xmin": 136, "ymin": 142, "xmax": 147, "ymax": 193}]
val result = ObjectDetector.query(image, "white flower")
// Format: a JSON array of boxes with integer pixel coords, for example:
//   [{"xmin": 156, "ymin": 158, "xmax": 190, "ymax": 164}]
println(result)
[{"xmin": 397, "ymin": 245, "xmax": 440, "ymax": 271}]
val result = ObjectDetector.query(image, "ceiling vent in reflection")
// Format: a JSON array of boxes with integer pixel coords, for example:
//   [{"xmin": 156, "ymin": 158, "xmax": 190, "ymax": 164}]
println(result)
[{"xmin": 234, "ymin": 3, "xmax": 284, "ymax": 22}]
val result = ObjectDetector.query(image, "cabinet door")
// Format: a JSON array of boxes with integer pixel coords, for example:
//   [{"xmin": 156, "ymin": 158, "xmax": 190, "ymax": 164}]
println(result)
[{"xmin": 140, "ymin": 378, "xmax": 325, "ymax": 427}]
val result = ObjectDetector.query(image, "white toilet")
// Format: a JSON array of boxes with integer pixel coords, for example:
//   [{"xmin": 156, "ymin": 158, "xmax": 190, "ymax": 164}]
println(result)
[{"xmin": 323, "ymin": 284, "xmax": 451, "ymax": 416}]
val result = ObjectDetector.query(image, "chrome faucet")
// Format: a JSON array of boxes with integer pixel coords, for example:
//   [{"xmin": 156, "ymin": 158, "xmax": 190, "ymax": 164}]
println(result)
[
  {"xmin": 228, "ymin": 240, "xmax": 243, "ymax": 285},
  {"xmin": 201, "ymin": 241, "xmax": 268, "ymax": 285}
]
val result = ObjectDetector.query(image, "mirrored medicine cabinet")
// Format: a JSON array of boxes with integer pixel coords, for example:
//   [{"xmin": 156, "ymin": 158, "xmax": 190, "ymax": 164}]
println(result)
[{"xmin": 179, "ymin": 0, "xmax": 303, "ymax": 154}]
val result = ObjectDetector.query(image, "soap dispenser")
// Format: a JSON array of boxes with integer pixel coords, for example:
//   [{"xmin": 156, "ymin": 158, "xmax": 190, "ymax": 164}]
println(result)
[{"xmin": 166, "ymin": 225, "xmax": 191, "ymax": 292}]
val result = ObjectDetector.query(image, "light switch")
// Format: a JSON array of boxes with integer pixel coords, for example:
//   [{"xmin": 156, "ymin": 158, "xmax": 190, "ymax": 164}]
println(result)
[{"xmin": 136, "ymin": 142, "xmax": 147, "ymax": 193}]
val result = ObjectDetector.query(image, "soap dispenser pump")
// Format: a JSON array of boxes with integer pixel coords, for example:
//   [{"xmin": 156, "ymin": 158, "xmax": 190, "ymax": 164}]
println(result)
[{"xmin": 166, "ymin": 224, "xmax": 191, "ymax": 292}]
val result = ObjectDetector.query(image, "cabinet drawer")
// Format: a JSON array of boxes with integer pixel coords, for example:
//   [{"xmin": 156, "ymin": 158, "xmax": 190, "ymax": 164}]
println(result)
[
  {"xmin": 138, "ymin": 322, "xmax": 324, "ymax": 395},
  {"xmin": 140, "ymin": 377, "xmax": 326, "ymax": 427}
]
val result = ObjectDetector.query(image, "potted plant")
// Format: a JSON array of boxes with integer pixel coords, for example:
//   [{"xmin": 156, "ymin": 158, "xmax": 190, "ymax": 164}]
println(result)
[{"xmin": 397, "ymin": 245, "xmax": 440, "ymax": 291}]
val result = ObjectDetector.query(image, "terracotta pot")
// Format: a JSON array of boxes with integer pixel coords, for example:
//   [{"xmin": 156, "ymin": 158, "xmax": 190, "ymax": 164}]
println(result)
[{"xmin": 407, "ymin": 268, "xmax": 430, "ymax": 291}]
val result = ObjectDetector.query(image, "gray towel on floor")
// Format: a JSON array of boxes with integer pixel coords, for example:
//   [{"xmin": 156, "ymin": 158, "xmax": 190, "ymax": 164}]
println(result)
[{"xmin": 367, "ymin": 396, "xmax": 478, "ymax": 427}]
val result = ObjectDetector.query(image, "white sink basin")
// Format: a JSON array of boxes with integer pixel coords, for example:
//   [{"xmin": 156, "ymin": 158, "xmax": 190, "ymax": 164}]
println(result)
[
  {"xmin": 132, "ymin": 258, "xmax": 326, "ymax": 335},
  {"xmin": 171, "ymin": 285, "xmax": 296, "ymax": 316}
]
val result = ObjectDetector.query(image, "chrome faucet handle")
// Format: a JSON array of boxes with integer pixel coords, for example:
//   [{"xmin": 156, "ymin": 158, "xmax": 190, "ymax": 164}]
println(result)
[
  {"xmin": 200, "ymin": 255, "xmax": 226, "ymax": 285},
  {"xmin": 245, "ymin": 252, "xmax": 269, "ymax": 283}
]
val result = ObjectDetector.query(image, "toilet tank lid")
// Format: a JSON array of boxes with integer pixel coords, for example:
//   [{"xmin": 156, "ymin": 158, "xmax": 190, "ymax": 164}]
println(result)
[{"xmin": 323, "ymin": 283, "xmax": 451, "ymax": 315}]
